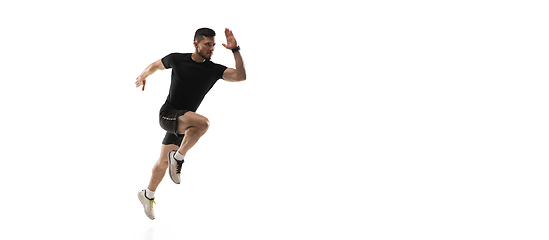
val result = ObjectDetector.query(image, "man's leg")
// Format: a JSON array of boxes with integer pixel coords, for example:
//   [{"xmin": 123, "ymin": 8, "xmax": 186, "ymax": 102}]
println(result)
[
  {"xmin": 165, "ymin": 111, "xmax": 210, "ymax": 184},
  {"xmin": 138, "ymin": 144, "xmax": 179, "ymax": 220},
  {"xmin": 176, "ymin": 111, "xmax": 210, "ymax": 156},
  {"xmin": 148, "ymin": 144, "xmax": 179, "ymax": 191}
]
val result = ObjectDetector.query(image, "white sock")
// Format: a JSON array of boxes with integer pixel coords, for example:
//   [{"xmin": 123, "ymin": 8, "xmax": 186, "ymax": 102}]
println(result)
[
  {"xmin": 145, "ymin": 188, "xmax": 155, "ymax": 199},
  {"xmin": 174, "ymin": 151, "xmax": 185, "ymax": 161}
]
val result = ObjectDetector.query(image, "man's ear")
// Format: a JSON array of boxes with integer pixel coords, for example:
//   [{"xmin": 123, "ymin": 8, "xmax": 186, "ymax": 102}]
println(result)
[{"xmin": 193, "ymin": 41, "xmax": 198, "ymax": 48}]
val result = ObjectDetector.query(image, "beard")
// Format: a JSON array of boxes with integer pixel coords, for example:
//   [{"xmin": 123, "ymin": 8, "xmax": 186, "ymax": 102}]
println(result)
[{"xmin": 197, "ymin": 48, "xmax": 212, "ymax": 60}]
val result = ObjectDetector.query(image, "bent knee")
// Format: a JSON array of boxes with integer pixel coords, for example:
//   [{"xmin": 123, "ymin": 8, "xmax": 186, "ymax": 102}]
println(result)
[
  {"xmin": 188, "ymin": 114, "xmax": 210, "ymax": 130},
  {"xmin": 178, "ymin": 112, "xmax": 210, "ymax": 132},
  {"xmin": 196, "ymin": 117, "xmax": 210, "ymax": 130}
]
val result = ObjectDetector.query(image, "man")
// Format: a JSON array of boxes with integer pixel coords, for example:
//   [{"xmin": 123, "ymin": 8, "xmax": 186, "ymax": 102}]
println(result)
[{"xmin": 135, "ymin": 28, "xmax": 246, "ymax": 220}]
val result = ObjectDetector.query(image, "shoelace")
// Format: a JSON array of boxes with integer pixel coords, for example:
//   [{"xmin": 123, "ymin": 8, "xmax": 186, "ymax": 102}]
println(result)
[
  {"xmin": 176, "ymin": 160, "xmax": 184, "ymax": 174},
  {"xmin": 149, "ymin": 199, "xmax": 156, "ymax": 210}
]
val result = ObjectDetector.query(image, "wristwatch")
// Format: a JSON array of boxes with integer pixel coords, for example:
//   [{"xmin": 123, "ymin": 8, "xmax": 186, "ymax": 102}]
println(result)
[{"xmin": 231, "ymin": 46, "xmax": 240, "ymax": 53}]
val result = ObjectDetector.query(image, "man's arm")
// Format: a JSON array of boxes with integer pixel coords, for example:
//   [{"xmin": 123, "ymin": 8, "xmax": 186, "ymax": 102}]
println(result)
[
  {"xmin": 135, "ymin": 59, "xmax": 166, "ymax": 91},
  {"xmin": 221, "ymin": 28, "xmax": 247, "ymax": 82},
  {"xmin": 223, "ymin": 51, "xmax": 246, "ymax": 82}
]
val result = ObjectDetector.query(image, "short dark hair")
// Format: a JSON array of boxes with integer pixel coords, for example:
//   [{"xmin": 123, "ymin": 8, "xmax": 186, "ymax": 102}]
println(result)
[{"xmin": 194, "ymin": 28, "xmax": 216, "ymax": 43}]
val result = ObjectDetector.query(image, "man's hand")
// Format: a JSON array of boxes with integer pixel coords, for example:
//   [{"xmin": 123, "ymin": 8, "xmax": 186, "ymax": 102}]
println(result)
[
  {"xmin": 135, "ymin": 75, "xmax": 146, "ymax": 91},
  {"xmin": 135, "ymin": 59, "xmax": 165, "ymax": 91},
  {"xmin": 221, "ymin": 28, "xmax": 238, "ymax": 50}
]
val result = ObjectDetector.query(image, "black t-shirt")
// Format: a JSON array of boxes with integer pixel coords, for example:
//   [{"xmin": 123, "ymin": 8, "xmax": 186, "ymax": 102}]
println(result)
[{"xmin": 161, "ymin": 53, "xmax": 227, "ymax": 111}]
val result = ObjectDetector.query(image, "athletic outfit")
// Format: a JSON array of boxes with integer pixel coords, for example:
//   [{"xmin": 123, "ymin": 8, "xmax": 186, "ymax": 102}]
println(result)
[
  {"xmin": 139, "ymin": 52, "xmax": 228, "ymax": 220},
  {"xmin": 159, "ymin": 53, "xmax": 227, "ymax": 146}
]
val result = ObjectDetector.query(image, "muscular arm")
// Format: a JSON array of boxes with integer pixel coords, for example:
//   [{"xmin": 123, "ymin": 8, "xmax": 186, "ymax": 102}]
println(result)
[
  {"xmin": 223, "ymin": 50, "xmax": 247, "ymax": 82},
  {"xmin": 135, "ymin": 59, "xmax": 166, "ymax": 91},
  {"xmin": 221, "ymin": 28, "xmax": 247, "ymax": 82}
]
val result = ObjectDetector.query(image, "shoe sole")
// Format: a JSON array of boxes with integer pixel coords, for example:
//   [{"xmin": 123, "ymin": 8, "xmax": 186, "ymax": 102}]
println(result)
[{"xmin": 167, "ymin": 151, "xmax": 181, "ymax": 184}]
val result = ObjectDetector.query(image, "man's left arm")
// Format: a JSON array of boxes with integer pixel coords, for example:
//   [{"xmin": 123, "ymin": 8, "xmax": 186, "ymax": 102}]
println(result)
[{"xmin": 222, "ymin": 28, "xmax": 247, "ymax": 82}]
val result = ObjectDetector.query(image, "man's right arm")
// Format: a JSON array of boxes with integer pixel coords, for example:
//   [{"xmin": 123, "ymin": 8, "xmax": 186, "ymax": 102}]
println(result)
[{"xmin": 135, "ymin": 59, "xmax": 166, "ymax": 91}]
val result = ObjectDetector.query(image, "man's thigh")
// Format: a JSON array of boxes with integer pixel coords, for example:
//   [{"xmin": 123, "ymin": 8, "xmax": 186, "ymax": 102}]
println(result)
[{"xmin": 177, "ymin": 111, "xmax": 209, "ymax": 134}]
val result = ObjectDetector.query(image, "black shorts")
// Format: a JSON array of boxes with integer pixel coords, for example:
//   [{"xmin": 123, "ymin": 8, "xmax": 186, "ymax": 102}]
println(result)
[{"xmin": 159, "ymin": 103, "xmax": 189, "ymax": 146}]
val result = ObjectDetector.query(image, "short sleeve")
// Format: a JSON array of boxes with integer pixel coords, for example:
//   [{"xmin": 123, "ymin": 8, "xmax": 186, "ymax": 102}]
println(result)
[
  {"xmin": 161, "ymin": 53, "xmax": 176, "ymax": 69},
  {"xmin": 215, "ymin": 63, "xmax": 228, "ymax": 79}
]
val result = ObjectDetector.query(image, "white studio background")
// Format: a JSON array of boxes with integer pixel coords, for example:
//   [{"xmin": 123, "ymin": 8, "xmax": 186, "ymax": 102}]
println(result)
[{"xmin": 1, "ymin": 0, "xmax": 548, "ymax": 239}]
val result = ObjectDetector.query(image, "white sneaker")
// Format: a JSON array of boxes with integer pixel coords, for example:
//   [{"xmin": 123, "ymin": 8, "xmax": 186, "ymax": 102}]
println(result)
[
  {"xmin": 137, "ymin": 190, "xmax": 156, "ymax": 220},
  {"xmin": 167, "ymin": 150, "xmax": 184, "ymax": 184}
]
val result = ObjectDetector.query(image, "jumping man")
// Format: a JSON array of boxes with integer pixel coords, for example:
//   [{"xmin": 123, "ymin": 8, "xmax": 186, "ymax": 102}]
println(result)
[{"xmin": 135, "ymin": 28, "xmax": 246, "ymax": 220}]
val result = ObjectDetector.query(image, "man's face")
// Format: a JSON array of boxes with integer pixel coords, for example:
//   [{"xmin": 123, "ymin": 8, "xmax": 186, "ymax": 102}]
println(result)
[{"xmin": 195, "ymin": 36, "xmax": 215, "ymax": 60}]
